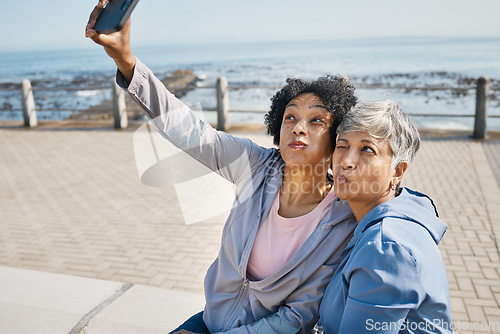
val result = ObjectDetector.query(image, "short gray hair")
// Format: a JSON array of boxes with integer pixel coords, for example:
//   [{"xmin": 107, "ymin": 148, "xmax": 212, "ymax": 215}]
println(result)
[{"xmin": 337, "ymin": 100, "xmax": 421, "ymax": 168}]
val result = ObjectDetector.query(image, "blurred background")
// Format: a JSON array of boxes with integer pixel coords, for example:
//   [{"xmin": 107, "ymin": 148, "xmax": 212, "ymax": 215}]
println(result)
[{"xmin": 0, "ymin": 0, "xmax": 499, "ymax": 130}]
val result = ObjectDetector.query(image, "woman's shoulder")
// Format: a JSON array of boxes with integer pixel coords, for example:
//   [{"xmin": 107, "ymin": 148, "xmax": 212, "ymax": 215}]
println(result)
[
  {"xmin": 246, "ymin": 145, "xmax": 282, "ymax": 177},
  {"xmin": 322, "ymin": 196, "xmax": 356, "ymax": 228},
  {"xmin": 380, "ymin": 217, "xmax": 435, "ymax": 245},
  {"xmin": 355, "ymin": 217, "xmax": 440, "ymax": 268},
  {"xmin": 346, "ymin": 223, "xmax": 420, "ymax": 282}
]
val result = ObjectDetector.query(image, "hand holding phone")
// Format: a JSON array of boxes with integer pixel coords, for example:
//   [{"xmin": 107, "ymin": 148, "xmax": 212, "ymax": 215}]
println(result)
[
  {"xmin": 86, "ymin": 0, "xmax": 137, "ymax": 83},
  {"xmin": 93, "ymin": 0, "xmax": 140, "ymax": 34}
]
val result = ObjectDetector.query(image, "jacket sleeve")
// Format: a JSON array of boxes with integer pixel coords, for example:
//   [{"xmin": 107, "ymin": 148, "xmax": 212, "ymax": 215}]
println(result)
[
  {"xmin": 338, "ymin": 240, "xmax": 425, "ymax": 334},
  {"xmin": 216, "ymin": 260, "xmax": 341, "ymax": 334},
  {"xmin": 117, "ymin": 58, "xmax": 273, "ymax": 185},
  {"xmin": 215, "ymin": 220, "xmax": 352, "ymax": 334},
  {"xmin": 215, "ymin": 313, "xmax": 300, "ymax": 334}
]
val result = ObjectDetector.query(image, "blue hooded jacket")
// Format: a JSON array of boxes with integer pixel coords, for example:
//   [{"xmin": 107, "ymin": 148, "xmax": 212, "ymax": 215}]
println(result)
[{"xmin": 319, "ymin": 188, "xmax": 453, "ymax": 333}]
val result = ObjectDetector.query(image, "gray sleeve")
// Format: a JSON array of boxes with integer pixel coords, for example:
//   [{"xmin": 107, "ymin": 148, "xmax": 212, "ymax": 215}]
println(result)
[
  {"xmin": 214, "ymin": 263, "xmax": 336, "ymax": 334},
  {"xmin": 117, "ymin": 58, "xmax": 273, "ymax": 185},
  {"xmin": 215, "ymin": 313, "xmax": 300, "ymax": 334}
]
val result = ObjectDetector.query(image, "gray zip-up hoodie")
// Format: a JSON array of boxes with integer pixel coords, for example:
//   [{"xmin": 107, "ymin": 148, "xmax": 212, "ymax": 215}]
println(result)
[{"xmin": 117, "ymin": 58, "xmax": 357, "ymax": 333}]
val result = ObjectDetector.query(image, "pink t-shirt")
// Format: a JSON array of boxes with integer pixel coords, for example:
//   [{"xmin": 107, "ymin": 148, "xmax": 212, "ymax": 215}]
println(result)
[{"xmin": 247, "ymin": 188, "xmax": 337, "ymax": 281}]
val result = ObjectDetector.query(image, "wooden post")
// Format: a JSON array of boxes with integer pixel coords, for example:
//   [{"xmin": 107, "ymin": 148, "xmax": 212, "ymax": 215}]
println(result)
[
  {"xmin": 21, "ymin": 79, "xmax": 37, "ymax": 127},
  {"xmin": 113, "ymin": 81, "xmax": 128, "ymax": 129},
  {"xmin": 216, "ymin": 76, "xmax": 230, "ymax": 131},
  {"xmin": 473, "ymin": 76, "xmax": 489, "ymax": 139}
]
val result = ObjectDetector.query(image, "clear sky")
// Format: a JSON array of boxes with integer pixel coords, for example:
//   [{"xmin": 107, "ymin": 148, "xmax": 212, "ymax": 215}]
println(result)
[{"xmin": 1, "ymin": 0, "xmax": 499, "ymax": 52}]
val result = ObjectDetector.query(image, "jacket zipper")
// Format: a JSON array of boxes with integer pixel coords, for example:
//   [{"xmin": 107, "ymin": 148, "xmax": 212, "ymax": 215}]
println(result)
[
  {"xmin": 220, "ymin": 168, "xmax": 278, "ymax": 331},
  {"xmin": 222, "ymin": 278, "xmax": 250, "ymax": 330}
]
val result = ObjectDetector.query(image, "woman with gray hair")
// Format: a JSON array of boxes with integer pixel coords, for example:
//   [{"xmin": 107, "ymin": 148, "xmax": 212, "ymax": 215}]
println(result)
[{"xmin": 319, "ymin": 101, "xmax": 453, "ymax": 333}]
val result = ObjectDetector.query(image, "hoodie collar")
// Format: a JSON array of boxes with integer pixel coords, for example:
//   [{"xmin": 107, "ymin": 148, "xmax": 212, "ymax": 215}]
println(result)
[{"xmin": 349, "ymin": 188, "xmax": 447, "ymax": 247}]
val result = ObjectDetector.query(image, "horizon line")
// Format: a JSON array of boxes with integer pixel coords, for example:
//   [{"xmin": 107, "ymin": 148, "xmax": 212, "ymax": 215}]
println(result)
[{"xmin": 2, "ymin": 34, "xmax": 500, "ymax": 54}]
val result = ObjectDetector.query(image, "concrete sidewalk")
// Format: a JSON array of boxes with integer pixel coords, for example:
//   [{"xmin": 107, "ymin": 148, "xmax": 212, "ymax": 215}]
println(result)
[
  {"xmin": 0, "ymin": 265, "xmax": 204, "ymax": 334},
  {"xmin": 0, "ymin": 125, "xmax": 499, "ymax": 333}
]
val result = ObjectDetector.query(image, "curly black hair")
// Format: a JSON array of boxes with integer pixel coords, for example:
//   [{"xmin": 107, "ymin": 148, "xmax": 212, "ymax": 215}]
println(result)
[{"xmin": 264, "ymin": 75, "xmax": 357, "ymax": 146}]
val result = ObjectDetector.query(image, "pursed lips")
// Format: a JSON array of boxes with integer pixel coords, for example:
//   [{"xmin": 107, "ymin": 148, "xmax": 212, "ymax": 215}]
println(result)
[
  {"xmin": 335, "ymin": 172, "xmax": 348, "ymax": 184},
  {"xmin": 288, "ymin": 140, "xmax": 307, "ymax": 149}
]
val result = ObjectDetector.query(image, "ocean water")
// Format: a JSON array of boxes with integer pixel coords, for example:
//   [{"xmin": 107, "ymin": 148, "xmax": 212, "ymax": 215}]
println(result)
[{"xmin": 1, "ymin": 37, "xmax": 499, "ymax": 129}]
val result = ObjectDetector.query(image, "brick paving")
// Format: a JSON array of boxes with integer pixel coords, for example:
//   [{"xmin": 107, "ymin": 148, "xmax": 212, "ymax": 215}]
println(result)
[
  {"xmin": 483, "ymin": 140, "xmax": 500, "ymax": 188},
  {"xmin": 0, "ymin": 126, "xmax": 499, "ymax": 333},
  {"xmin": 402, "ymin": 138, "xmax": 500, "ymax": 333},
  {"xmin": 0, "ymin": 129, "xmax": 224, "ymax": 293}
]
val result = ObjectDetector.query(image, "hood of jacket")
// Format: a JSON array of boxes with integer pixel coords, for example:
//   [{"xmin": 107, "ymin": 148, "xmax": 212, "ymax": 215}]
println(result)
[{"xmin": 352, "ymin": 187, "xmax": 447, "ymax": 246}]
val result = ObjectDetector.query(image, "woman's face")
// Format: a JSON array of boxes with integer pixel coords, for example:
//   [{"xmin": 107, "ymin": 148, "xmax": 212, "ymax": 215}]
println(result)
[
  {"xmin": 332, "ymin": 131, "xmax": 395, "ymax": 205},
  {"xmin": 279, "ymin": 93, "xmax": 334, "ymax": 170}
]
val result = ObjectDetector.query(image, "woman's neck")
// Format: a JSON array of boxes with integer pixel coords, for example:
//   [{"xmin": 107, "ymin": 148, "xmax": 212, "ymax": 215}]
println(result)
[
  {"xmin": 281, "ymin": 164, "xmax": 330, "ymax": 205},
  {"xmin": 349, "ymin": 192, "xmax": 395, "ymax": 223}
]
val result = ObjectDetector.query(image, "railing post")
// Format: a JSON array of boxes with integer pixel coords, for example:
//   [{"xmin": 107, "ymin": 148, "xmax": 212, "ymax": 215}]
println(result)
[
  {"xmin": 216, "ymin": 76, "xmax": 230, "ymax": 131},
  {"xmin": 113, "ymin": 81, "xmax": 128, "ymax": 129},
  {"xmin": 21, "ymin": 79, "xmax": 37, "ymax": 127},
  {"xmin": 473, "ymin": 76, "xmax": 489, "ymax": 139}
]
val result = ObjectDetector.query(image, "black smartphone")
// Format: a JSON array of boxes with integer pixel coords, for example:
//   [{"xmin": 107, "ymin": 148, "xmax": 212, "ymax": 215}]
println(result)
[{"xmin": 93, "ymin": 0, "xmax": 140, "ymax": 34}]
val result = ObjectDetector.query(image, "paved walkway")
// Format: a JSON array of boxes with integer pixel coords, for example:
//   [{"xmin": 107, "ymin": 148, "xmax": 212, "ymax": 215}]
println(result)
[
  {"xmin": 0, "ymin": 124, "xmax": 499, "ymax": 333},
  {"xmin": 483, "ymin": 140, "xmax": 500, "ymax": 187},
  {"xmin": 0, "ymin": 265, "xmax": 205, "ymax": 334}
]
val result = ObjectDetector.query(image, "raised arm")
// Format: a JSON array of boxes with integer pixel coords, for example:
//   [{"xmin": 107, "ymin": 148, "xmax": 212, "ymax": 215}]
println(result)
[
  {"xmin": 121, "ymin": 58, "xmax": 275, "ymax": 185},
  {"xmin": 85, "ymin": 1, "xmax": 274, "ymax": 184},
  {"xmin": 85, "ymin": 0, "xmax": 135, "ymax": 83}
]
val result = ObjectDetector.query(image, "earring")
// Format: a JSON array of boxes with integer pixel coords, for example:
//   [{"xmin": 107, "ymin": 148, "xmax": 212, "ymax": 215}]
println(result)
[{"xmin": 390, "ymin": 182, "xmax": 396, "ymax": 191}]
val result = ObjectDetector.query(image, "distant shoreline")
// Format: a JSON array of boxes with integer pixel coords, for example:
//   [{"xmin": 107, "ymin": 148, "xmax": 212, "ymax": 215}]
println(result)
[
  {"xmin": 1, "ymin": 69, "xmax": 499, "ymax": 134},
  {"xmin": 3, "ymin": 35, "xmax": 500, "ymax": 54},
  {"xmin": 66, "ymin": 69, "xmax": 201, "ymax": 122},
  {"xmin": 1, "ymin": 70, "xmax": 498, "ymax": 115},
  {"xmin": 1, "ymin": 118, "xmax": 500, "ymax": 142}
]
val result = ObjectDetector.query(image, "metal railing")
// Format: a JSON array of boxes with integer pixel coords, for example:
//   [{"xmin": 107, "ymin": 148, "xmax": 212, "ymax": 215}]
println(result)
[{"xmin": 9, "ymin": 75, "xmax": 497, "ymax": 138}]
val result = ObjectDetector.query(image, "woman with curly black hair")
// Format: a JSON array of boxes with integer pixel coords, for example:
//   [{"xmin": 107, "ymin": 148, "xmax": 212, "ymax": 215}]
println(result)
[
  {"xmin": 87, "ymin": 3, "xmax": 357, "ymax": 333},
  {"xmin": 265, "ymin": 76, "xmax": 357, "ymax": 147}
]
